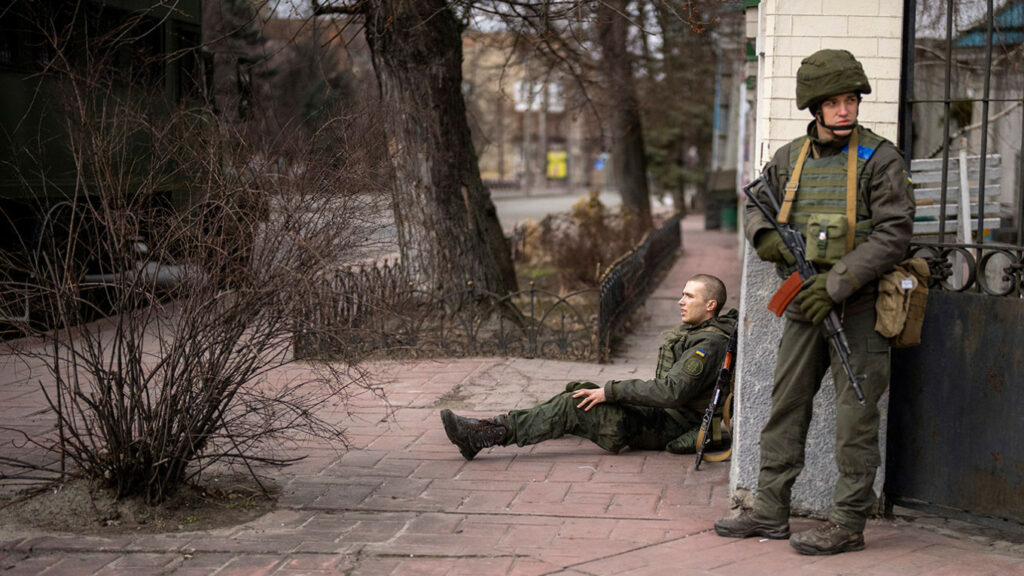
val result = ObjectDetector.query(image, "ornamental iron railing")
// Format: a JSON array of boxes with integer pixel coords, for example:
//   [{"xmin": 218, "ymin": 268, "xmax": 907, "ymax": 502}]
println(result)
[
  {"xmin": 597, "ymin": 212, "xmax": 684, "ymax": 361},
  {"xmin": 294, "ymin": 279, "xmax": 598, "ymax": 361},
  {"xmin": 908, "ymin": 241, "xmax": 1024, "ymax": 296},
  {"xmin": 294, "ymin": 213, "xmax": 683, "ymax": 362},
  {"xmin": 889, "ymin": 0, "xmax": 1024, "ymax": 532},
  {"xmin": 899, "ymin": 0, "xmax": 1023, "ymax": 249}
]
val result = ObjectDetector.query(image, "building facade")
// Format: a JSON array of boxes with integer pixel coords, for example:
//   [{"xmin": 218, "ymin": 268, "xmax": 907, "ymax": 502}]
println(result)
[{"xmin": 461, "ymin": 32, "xmax": 604, "ymax": 193}]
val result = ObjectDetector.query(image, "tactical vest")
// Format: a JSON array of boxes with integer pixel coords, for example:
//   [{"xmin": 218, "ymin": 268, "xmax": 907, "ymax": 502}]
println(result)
[
  {"xmin": 656, "ymin": 320, "xmax": 732, "ymax": 422},
  {"xmin": 778, "ymin": 126, "xmax": 885, "ymax": 266},
  {"xmin": 654, "ymin": 323, "xmax": 730, "ymax": 381}
]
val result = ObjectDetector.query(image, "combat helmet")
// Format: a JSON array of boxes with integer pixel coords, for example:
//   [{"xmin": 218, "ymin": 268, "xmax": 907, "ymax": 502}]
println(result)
[{"xmin": 796, "ymin": 49, "xmax": 872, "ymax": 110}]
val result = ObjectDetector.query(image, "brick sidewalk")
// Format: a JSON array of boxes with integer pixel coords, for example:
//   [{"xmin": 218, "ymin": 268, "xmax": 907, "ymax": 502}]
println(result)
[{"xmin": 2, "ymin": 215, "xmax": 1023, "ymax": 575}]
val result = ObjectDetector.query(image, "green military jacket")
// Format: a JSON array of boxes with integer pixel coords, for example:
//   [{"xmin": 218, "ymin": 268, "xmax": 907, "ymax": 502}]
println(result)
[
  {"xmin": 744, "ymin": 122, "xmax": 915, "ymax": 318},
  {"xmin": 603, "ymin": 309, "xmax": 738, "ymax": 418}
]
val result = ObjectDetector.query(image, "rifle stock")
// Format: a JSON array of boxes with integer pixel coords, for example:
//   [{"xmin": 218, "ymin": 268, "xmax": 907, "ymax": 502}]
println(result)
[
  {"xmin": 768, "ymin": 271, "xmax": 803, "ymax": 316},
  {"xmin": 695, "ymin": 329, "xmax": 738, "ymax": 470},
  {"xmin": 742, "ymin": 176, "xmax": 867, "ymax": 406}
]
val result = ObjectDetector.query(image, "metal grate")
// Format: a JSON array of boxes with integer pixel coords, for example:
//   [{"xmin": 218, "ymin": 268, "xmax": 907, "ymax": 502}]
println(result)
[
  {"xmin": 597, "ymin": 212, "xmax": 683, "ymax": 361},
  {"xmin": 899, "ymin": 0, "xmax": 1024, "ymax": 255}
]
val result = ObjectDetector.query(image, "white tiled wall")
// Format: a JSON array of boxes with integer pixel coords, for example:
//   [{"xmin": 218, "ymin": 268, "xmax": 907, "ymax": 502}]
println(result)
[{"xmin": 754, "ymin": 0, "xmax": 903, "ymax": 169}]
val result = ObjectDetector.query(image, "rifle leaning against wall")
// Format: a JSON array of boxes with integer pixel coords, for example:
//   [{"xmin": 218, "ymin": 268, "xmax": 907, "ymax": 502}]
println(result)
[
  {"xmin": 694, "ymin": 328, "xmax": 738, "ymax": 470},
  {"xmin": 742, "ymin": 175, "xmax": 867, "ymax": 406}
]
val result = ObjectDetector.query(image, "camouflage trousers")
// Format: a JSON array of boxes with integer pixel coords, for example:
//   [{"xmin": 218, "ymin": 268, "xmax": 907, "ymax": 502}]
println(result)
[
  {"xmin": 505, "ymin": 382, "xmax": 698, "ymax": 453},
  {"xmin": 754, "ymin": 307, "xmax": 890, "ymax": 532}
]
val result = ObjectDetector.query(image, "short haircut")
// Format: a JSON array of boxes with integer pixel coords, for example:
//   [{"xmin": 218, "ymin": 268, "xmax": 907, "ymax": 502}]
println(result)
[{"xmin": 689, "ymin": 274, "xmax": 727, "ymax": 316}]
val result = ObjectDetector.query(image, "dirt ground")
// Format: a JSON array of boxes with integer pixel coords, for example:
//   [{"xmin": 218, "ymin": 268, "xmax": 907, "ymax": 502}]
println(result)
[{"xmin": 0, "ymin": 474, "xmax": 276, "ymax": 535}]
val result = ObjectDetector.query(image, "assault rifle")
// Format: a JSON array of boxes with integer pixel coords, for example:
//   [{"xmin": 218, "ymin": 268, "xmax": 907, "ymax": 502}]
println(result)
[
  {"xmin": 742, "ymin": 175, "xmax": 867, "ymax": 406},
  {"xmin": 695, "ymin": 328, "xmax": 738, "ymax": 470}
]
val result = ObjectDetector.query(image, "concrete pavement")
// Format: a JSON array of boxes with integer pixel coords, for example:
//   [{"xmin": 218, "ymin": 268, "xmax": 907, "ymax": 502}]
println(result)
[{"xmin": 2, "ymin": 214, "xmax": 1023, "ymax": 575}]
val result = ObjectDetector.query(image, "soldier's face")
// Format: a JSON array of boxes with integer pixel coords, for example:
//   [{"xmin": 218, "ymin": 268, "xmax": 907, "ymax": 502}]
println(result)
[
  {"xmin": 817, "ymin": 92, "xmax": 859, "ymax": 139},
  {"xmin": 678, "ymin": 281, "xmax": 715, "ymax": 325}
]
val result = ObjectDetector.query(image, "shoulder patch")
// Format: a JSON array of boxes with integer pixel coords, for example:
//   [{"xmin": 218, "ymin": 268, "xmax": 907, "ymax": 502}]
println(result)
[
  {"xmin": 843, "ymin": 144, "xmax": 877, "ymax": 162},
  {"xmin": 695, "ymin": 348, "xmax": 706, "ymax": 358},
  {"xmin": 683, "ymin": 356, "xmax": 705, "ymax": 377}
]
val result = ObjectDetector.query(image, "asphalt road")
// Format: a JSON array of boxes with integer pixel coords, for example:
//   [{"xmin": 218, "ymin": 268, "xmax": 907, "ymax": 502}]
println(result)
[
  {"xmin": 358, "ymin": 187, "xmax": 665, "ymax": 263},
  {"xmin": 490, "ymin": 187, "xmax": 623, "ymax": 231}
]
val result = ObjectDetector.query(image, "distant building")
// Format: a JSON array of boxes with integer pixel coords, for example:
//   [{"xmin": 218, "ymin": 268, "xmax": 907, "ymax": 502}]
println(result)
[{"xmin": 461, "ymin": 32, "xmax": 604, "ymax": 192}]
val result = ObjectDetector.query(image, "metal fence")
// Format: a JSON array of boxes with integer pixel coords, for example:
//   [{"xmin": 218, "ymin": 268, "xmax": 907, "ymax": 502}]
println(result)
[
  {"xmin": 888, "ymin": 0, "xmax": 1024, "ymax": 531},
  {"xmin": 908, "ymin": 241, "xmax": 1024, "ymax": 296},
  {"xmin": 294, "ymin": 278, "xmax": 599, "ymax": 361},
  {"xmin": 295, "ymin": 212, "xmax": 683, "ymax": 363},
  {"xmin": 597, "ymin": 212, "xmax": 684, "ymax": 361},
  {"xmin": 899, "ymin": 0, "xmax": 1023, "ymax": 251}
]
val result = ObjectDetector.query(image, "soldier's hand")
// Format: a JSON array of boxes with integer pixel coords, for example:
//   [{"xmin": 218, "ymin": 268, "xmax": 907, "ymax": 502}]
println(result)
[
  {"xmin": 797, "ymin": 273, "xmax": 833, "ymax": 325},
  {"xmin": 573, "ymin": 387, "xmax": 606, "ymax": 411},
  {"xmin": 754, "ymin": 230, "xmax": 796, "ymax": 266}
]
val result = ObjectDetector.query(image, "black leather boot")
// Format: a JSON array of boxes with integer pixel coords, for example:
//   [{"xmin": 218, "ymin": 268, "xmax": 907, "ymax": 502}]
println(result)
[{"xmin": 440, "ymin": 409, "xmax": 509, "ymax": 460}]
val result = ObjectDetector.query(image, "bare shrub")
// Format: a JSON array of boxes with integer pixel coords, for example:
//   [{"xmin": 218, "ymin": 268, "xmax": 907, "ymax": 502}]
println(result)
[
  {"xmin": 515, "ymin": 191, "xmax": 637, "ymax": 290},
  {"xmin": 0, "ymin": 8, "xmax": 392, "ymax": 503}
]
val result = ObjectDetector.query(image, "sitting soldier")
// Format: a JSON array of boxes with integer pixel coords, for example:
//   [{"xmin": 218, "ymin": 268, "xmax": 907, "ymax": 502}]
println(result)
[{"xmin": 440, "ymin": 273, "xmax": 737, "ymax": 459}]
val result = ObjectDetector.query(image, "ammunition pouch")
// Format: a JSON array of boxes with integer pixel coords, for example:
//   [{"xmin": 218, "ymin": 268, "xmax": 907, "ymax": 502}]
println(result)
[
  {"xmin": 804, "ymin": 213, "xmax": 849, "ymax": 266},
  {"xmin": 875, "ymin": 257, "xmax": 930, "ymax": 348}
]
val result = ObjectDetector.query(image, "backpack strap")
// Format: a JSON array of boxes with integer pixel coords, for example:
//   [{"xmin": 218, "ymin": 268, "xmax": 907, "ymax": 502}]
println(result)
[
  {"xmin": 845, "ymin": 128, "xmax": 859, "ymax": 253},
  {"xmin": 778, "ymin": 139, "xmax": 811, "ymax": 224}
]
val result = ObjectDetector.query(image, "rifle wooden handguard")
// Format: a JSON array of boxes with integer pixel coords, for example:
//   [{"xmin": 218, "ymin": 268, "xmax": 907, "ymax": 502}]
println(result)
[{"xmin": 767, "ymin": 270, "xmax": 802, "ymax": 317}]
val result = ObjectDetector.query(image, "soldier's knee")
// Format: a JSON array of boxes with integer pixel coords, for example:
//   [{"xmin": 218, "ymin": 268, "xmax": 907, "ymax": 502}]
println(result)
[
  {"xmin": 836, "ymin": 453, "xmax": 880, "ymax": 473},
  {"xmin": 565, "ymin": 381, "xmax": 600, "ymax": 393}
]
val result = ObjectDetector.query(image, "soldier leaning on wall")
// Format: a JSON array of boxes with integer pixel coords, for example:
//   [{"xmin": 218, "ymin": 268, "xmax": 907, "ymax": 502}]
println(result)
[{"xmin": 713, "ymin": 49, "xmax": 915, "ymax": 556}]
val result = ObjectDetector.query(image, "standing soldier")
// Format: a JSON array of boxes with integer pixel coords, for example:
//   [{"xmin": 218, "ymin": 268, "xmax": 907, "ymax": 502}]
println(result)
[
  {"xmin": 713, "ymin": 49, "xmax": 915, "ymax": 555},
  {"xmin": 440, "ymin": 274, "xmax": 737, "ymax": 460}
]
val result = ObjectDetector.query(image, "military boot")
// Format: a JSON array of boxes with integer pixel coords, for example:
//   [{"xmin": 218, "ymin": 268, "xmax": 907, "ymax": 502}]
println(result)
[
  {"xmin": 440, "ymin": 409, "xmax": 509, "ymax": 461},
  {"xmin": 714, "ymin": 508, "xmax": 791, "ymax": 539},
  {"xmin": 789, "ymin": 522, "xmax": 865, "ymax": 555},
  {"xmin": 665, "ymin": 428, "xmax": 700, "ymax": 454}
]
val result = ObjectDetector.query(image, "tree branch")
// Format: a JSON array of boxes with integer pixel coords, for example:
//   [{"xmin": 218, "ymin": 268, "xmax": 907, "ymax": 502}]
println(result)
[
  {"xmin": 928, "ymin": 101, "xmax": 1024, "ymax": 158},
  {"xmin": 311, "ymin": 0, "xmax": 365, "ymax": 16}
]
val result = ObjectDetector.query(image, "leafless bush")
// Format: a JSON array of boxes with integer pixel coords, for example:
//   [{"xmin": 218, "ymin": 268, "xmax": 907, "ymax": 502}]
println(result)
[
  {"xmin": 515, "ymin": 191, "xmax": 637, "ymax": 289},
  {"xmin": 0, "ymin": 8, "xmax": 392, "ymax": 503}
]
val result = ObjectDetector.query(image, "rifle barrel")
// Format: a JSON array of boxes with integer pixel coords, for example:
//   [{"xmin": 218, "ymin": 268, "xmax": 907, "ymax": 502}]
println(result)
[{"xmin": 824, "ymin": 313, "xmax": 868, "ymax": 405}]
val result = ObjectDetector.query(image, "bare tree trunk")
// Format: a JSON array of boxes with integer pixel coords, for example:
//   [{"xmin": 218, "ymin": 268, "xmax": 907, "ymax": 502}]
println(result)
[
  {"xmin": 652, "ymin": 1, "xmax": 689, "ymax": 216},
  {"xmin": 597, "ymin": 0, "xmax": 652, "ymax": 232},
  {"xmin": 363, "ymin": 0, "xmax": 517, "ymax": 294}
]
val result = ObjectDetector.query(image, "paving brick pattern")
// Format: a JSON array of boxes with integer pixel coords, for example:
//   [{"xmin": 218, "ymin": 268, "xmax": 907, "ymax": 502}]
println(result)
[{"xmin": 2, "ymin": 216, "xmax": 1023, "ymax": 574}]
